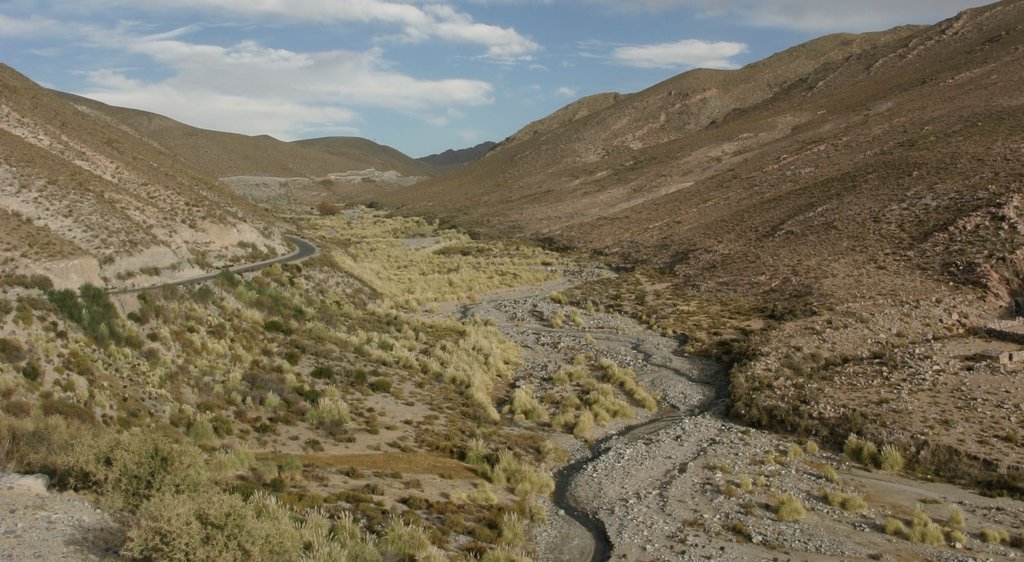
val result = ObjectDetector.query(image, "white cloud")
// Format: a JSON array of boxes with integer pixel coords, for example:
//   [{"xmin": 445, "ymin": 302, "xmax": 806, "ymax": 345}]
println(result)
[
  {"xmin": 555, "ymin": 86, "xmax": 577, "ymax": 97},
  {"xmin": 586, "ymin": 0, "xmax": 991, "ymax": 32},
  {"xmin": 0, "ymin": 13, "xmax": 66, "ymax": 37},
  {"xmin": 612, "ymin": 39, "xmax": 747, "ymax": 69},
  {"xmin": 78, "ymin": 32, "xmax": 494, "ymax": 139},
  {"xmin": 58, "ymin": 0, "xmax": 540, "ymax": 61}
]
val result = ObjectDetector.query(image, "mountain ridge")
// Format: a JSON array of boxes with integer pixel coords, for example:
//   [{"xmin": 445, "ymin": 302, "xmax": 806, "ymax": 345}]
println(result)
[{"xmin": 54, "ymin": 91, "xmax": 434, "ymax": 180}]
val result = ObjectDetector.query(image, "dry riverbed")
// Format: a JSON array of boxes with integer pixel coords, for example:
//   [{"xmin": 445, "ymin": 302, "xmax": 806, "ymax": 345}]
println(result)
[{"xmin": 463, "ymin": 268, "xmax": 1024, "ymax": 562}]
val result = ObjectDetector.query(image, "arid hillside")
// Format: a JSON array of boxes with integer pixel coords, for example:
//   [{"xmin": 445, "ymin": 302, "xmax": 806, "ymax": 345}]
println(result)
[
  {"xmin": 417, "ymin": 141, "xmax": 498, "ymax": 171},
  {"xmin": 0, "ymin": 65, "xmax": 287, "ymax": 289},
  {"xmin": 57, "ymin": 92, "xmax": 435, "ymax": 180},
  {"xmin": 345, "ymin": 0, "xmax": 1024, "ymax": 491}
]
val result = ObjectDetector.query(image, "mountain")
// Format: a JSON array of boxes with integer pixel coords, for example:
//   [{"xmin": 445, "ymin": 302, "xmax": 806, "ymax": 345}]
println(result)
[
  {"xmin": 293, "ymin": 136, "xmax": 435, "ymax": 177},
  {"xmin": 416, "ymin": 141, "xmax": 497, "ymax": 170},
  {"xmin": 1, "ymin": 65, "xmax": 286, "ymax": 289},
  {"xmin": 343, "ymin": 0, "xmax": 1024, "ymax": 487},
  {"xmin": 55, "ymin": 92, "xmax": 434, "ymax": 180}
]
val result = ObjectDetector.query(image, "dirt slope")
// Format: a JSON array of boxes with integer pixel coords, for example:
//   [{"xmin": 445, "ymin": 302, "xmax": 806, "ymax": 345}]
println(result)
[
  {"xmin": 344, "ymin": 0, "xmax": 1024, "ymax": 490},
  {"xmin": 1, "ymin": 65, "xmax": 286, "ymax": 289}
]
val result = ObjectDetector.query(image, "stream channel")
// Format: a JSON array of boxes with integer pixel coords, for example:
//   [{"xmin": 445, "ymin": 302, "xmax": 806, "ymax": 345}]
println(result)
[{"xmin": 458, "ymin": 272, "xmax": 728, "ymax": 562}]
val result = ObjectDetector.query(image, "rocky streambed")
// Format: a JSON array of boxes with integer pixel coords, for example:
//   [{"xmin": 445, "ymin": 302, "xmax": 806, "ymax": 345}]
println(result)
[{"xmin": 461, "ymin": 268, "xmax": 1024, "ymax": 562}]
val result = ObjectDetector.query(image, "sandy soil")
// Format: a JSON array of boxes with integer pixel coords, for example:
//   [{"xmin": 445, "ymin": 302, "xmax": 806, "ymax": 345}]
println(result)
[{"xmin": 0, "ymin": 472, "xmax": 122, "ymax": 561}]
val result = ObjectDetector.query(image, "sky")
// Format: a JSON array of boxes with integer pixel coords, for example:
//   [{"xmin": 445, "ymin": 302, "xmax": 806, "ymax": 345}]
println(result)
[{"xmin": 0, "ymin": 1, "xmax": 992, "ymax": 157}]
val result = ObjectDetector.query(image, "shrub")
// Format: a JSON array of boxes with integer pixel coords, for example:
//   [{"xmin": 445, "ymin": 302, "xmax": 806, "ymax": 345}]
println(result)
[
  {"xmin": 79, "ymin": 284, "xmax": 126, "ymax": 347},
  {"xmin": 878, "ymin": 444, "xmax": 904, "ymax": 472},
  {"xmin": 844, "ymin": 434, "xmax": 878, "ymax": 467},
  {"xmin": 773, "ymin": 494, "xmax": 806, "ymax": 522},
  {"xmin": 463, "ymin": 438, "xmax": 490, "ymax": 466},
  {"xmin": 0, "ymin": 338, "xmax": 27, "ymax": 364},
  {"xmin": 821, "ymin": 465, "xmax": 839, "ymax": 483},
  {"xmin": 124, "ymin": 491, "xmax": 303, "ymax": 562},
  {"xmin": 823, "ymin": 489, "xmax": 867, "ymax": 512},
  {"xmin": 499, "ymin": 512, "xmax": 525, "ymax": 546},
  {"xmin": 306, "ymin": 396, "xmax": 350, "ymax": 428},
  {"xmin": 1, "ymin": 399, "xmax": 33, "ymax": 418},
  {"xmin": 79, "ymin": 430, "xmax": 208, "ymax": 511},
  {"xmin": 490, "ymin": 450, "xmax": 554, "ymax": 498},
  {"xmin": 884, "ymin": 517, "xmax": 907, "ymax": 536},
  {"xmin": 188, "ymin": 418, "xmax": 217, "ymax": 444},
  {"xmin": 573, "ymin": 410, "xmax": 595, "ymax": 438},
  {"xmin": 947, "ymin": 505, "xmax": 965, "ymax": 531},
  {"xmin": 505, "ymin": 386, "xmax": 547, "ymax": 421},
  {"xmin": 805, "ymin": 440, "xmax": 820, "ymax": 455},
  {"xmin": 787, "ymin": 444, "xmax": 804, "ymax": 460},
  {"xmin": 46, "ymin": 289, "xmax": 83, "ymax": 325},
  {"xmin": 548, "ymin": 292, "xmax": 568, "ymax": 305},
  {"xmin": 738, "ymin": 475, "xmax": 753, "ymax": 492},
  {"xmin": 368, "ymin": 378, "xmax": 392, "ymax": 393},
  {"xmin": 981, "ymin": 528, "xmax": 1009, "ymax": 545},
  {"xmin": 909, "ymin": 508, "xmax": 945, "ymax": 546},
  {"xmin": 549, "ymin": 313, "xmax": 563, "ymax": 329},
  {"xmin": 20, "ymin": 360, "xmax": 42, "ymax": 382},
  {"xmin": 379, "ymin": 515, "xmax": 431, "ymax": 557}
]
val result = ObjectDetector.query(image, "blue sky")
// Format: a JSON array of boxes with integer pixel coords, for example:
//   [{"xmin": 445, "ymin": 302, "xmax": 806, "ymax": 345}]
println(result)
[{"xmin": 0, "ymin": 0, "xmax": 990, "ymax": 157}]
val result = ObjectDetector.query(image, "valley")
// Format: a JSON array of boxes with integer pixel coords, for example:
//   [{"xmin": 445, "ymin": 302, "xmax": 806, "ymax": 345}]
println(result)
[{"xmin": 3, "ymin": 0, "xmax": 1024, "ymax": 560}]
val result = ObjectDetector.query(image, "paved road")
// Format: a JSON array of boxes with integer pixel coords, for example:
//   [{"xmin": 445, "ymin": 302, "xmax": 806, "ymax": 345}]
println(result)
[{"xmin": 109, "ymin": 234, "xmax": 318, "ymax": 294}]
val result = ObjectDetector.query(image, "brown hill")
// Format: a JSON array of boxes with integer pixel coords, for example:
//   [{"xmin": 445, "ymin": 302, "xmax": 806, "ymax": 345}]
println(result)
[
  {"xmin": 293, "ymin": 137, "xmax": 435, "ymax": 177},
  {"xmin": 55, "ymin": 92, "xmax": 434, "ymax": 180},
  {"xmin": 1, "ymin": 65, "xmax": 286, "ymax": 289},
  {"xmin": 417, "ymin": 141, "xmax": 497, "ymax": 170},
  {"xmin": 344, "ymin": 1, "xmax": 1024, "ymax": 490}
]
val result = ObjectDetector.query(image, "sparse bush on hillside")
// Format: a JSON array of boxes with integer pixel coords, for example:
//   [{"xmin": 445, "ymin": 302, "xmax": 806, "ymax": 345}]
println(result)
[
  {"xmin": 885, "ymin": 517, "xmax": 907, "ymax": 536},
  {"xmin": 844, "ymin": 434, "xmax": 878, "ymax": 467},
  {"xmin": 878, "ymin": 444, "xmax": 904, "ymax": 472},
  {"xmin": 490, "ymin": 449, "xmax": 554, "ymax": 499},
  {"xmin": 306, "ymin": 396, "xmax": 350, "ymax": 430},
  {"xmin": 505, "ymin": 386, "xmax": 547, "ymax": 421},
  {"xmin": 981, "ymin": 528, "xmax": 1010, "ymax": 545},
  {"xmin": 46, "ymin": 284, "xmax": 128, "ymax": 347},
  {"xmin": 947, "ymin": 505, "xmax": 965, "ymax": 530},
  {"xmin": 773, "ymin": 494, "xmax": 806, "ymax": 522},
  {"xmin": 909, "ymin": 508, "xmax": 945, "ymax": 546},
  {"xmin": 822, "ymin": 488, "xmax": 867, "ymax": 512}
]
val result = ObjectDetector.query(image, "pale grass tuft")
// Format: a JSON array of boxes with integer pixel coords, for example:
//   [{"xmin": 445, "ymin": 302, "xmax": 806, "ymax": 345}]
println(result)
[{"xmin": 773, "ymin": 493, "xmax": 806, "ymax": 522}]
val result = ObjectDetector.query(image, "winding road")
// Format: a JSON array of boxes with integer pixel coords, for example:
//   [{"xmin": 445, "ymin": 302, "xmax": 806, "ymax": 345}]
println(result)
[{"xmin": 109, "ymin": 234, "xmax": 318, "ymax": 294}]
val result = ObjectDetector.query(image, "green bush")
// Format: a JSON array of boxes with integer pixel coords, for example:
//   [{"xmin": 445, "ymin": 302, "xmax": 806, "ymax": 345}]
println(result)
[{"xmin": 47, "ymin": 285, "xmax": 127, "ymax": 347}]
